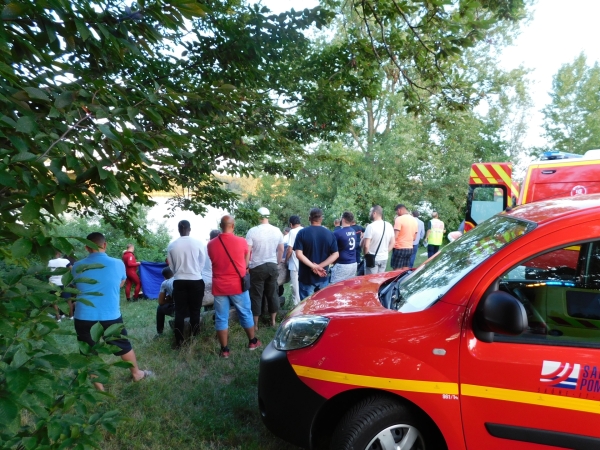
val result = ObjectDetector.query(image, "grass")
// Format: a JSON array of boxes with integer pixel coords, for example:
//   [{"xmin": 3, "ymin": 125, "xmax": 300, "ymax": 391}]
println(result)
[
  {"xmin": 56, "ymin": 289, "xmax": 299, "ymax": 450},
  {"xmin": 54, "ymin": 252, "xmax": 433, "ymax": 449}
]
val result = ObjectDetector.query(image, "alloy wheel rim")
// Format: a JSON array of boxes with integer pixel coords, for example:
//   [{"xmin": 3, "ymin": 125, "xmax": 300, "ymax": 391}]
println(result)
[{"xmin": 365, "ymin": 424, "xmax": 424, "ymax": 450}]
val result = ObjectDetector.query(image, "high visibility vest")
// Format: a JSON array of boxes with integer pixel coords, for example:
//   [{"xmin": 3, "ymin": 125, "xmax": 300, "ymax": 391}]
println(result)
[{"xmin": 429, "ymin": 219, "xmax": 444, "ymax": 245}]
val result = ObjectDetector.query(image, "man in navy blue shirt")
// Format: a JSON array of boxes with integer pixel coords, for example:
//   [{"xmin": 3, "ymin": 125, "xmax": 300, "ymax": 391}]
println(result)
[
  {"xmin": 293, "ymin": 208, "xmax": 339, "ymax": 300},
  {"xmin": 331, "ymin": 211, "xmax": 358, "ymax": 284}
]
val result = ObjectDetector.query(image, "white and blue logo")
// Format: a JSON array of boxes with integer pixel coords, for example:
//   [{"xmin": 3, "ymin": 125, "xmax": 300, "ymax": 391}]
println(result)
[{"xmin": 540, "ymin": 361, "xmax": 581, "ymax": 390}]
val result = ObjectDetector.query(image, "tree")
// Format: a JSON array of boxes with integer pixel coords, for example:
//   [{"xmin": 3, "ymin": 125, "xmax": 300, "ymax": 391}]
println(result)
[
  {"xmin": 53, "ymin": 207, "xmax": 171, "ymax": 262},
  {"xmin": 316, "ymin": 0, "xmax": 527, "ymax": 117},
  {"xmin": 542, "ymin": 53, "xmax": 600, "ymax": 154},
  {"xmin": 0, "ymin": 1, "xmax": 334, "ymax": 447},
  {"xmin": 236, "ymin": 49, "xmax": 532, "ymax": 233},
  {"xmin": 0, "ymin": 0, "xmax": 531, "ymax": 445}
]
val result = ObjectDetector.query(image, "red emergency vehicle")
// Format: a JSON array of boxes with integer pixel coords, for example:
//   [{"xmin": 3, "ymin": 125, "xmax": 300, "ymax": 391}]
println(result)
[
  {"xmin": 465, "ymin": 149, "xmax": 600, "ymax": 232},
  {"xmin": 259, "ymin": 195, "xmax": 600, "ymax": 449}
]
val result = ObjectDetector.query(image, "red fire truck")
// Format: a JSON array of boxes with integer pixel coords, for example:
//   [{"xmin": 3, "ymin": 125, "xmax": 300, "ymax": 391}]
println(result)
[{"xmin": 464, "ymin": 150, "xmax": 600, "ymax": 232}]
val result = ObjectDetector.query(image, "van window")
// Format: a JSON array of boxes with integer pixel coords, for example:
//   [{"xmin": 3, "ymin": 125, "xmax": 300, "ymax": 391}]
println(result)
[
  {"xmin": 470, "ymin": 186, "xmax": 505, "ymax": 224},
  {"xmin": 497, "ymin": 241, "xmax": 600, "ymax": 348},
  {"xmin": 394, "ymin": 215, "xmax": 534, "ymax": 312}
]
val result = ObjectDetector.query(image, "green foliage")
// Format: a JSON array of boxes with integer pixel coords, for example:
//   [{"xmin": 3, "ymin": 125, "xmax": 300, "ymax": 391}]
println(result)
[
  {"xmin": 320, "ymin": 0, "xmax": 527, "ymax": 114},
  {"xmin": 542, "ymin": 53, "xmax": 600, "ymax": 154},
  {"xmin": 237, "ymin": 57, "xmax": 532, "ymax": 235},
  {"xmin": 53, "ymin": 207, "xmax": 171, "ymax": 263},
  {"xmin": 0, "ymin": 263, "xmax": 127, "ymax": 449}
]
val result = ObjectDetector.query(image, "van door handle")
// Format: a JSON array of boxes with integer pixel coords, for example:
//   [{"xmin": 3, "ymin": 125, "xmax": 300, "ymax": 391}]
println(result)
[{"xmin": 541, "ymin": 170, "xmax": 556, "ymax": 174}]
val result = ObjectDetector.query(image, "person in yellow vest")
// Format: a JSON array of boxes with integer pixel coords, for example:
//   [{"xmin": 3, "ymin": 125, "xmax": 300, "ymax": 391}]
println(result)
[{"xmin": 425, "ymin": 211, "xmax": 445, "ymax": 258}]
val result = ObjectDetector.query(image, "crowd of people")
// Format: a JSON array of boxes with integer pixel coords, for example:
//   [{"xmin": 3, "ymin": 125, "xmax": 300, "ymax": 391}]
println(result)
[
  {"xmin": 46, "ymin": 205, "xmax": 445, "ymax": 388},
  {"xmin": 284, "ymin": 204, "xmax": 445, "ymax": 302}
]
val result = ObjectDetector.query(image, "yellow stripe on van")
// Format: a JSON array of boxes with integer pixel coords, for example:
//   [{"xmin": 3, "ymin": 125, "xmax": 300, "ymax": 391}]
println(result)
[
  {"xmin": 292, "ymin": 365, "xmax": 458, "ymax": 395},
  {"xmin": 461, "ymin": 384, "xmax": 600, "ymax": 415},
  {"xmin": 292, "ymin": 365, "xmax": 600, "ymax": 415},
  {"xmin": 521, "ymin": 166, "xmax": 536, "ymax": 204}
]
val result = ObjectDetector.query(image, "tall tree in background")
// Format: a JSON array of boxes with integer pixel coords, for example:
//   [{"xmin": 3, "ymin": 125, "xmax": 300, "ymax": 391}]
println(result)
[
  {"xmin": 238, "ymin": 1, "xmax": 532, "ymax": 230},
  {"xmin": 542, "ymin": 53, "xmax": 600, "ymax": 154}
]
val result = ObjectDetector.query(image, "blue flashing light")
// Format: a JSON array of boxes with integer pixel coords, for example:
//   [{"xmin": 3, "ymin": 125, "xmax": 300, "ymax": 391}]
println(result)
[
  {"xmin": 546, "ymin": 281, "xmax": 576, "ymax": 287},
  {"xmin": 541, "ymin": 150, "xmax": 583, "ymax": 160}
]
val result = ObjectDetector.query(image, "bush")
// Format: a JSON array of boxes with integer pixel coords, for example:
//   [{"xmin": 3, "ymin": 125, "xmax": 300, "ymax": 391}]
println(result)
[
  {"xmin": 53, "ymin": 207, "xmax": 171, "ymax": 263},
  {"xmin": 0, "ymin": 264, "xmax": 125, "ymax": 449}
]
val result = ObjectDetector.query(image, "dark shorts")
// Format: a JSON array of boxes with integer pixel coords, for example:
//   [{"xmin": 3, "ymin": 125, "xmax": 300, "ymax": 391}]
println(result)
[
  {"xmin": 391, "ymin": 248, "xmax": 412, "ymax": 269},
  {"xmin": 74, "ymin": 316, "xmax": 132, "ymax": 356},
  {"xmin": 249, "ymin": 263, "xmax": 279, "ymax": 316},
  {"xmin": 50, "ymin": 289, "xmax": 73, "ymax": 300}
]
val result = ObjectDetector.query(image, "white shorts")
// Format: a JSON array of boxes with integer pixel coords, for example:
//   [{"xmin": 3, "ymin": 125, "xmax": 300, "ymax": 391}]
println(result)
[{"xmin": 330, "ymin": 262, "xmax": 358, "ymax": 284}]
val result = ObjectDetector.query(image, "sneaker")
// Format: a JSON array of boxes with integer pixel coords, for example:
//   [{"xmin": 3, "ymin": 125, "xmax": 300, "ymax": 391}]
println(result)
[
  {"xmin": 248, "ymin": 339, "xmax": 262, "ymax": 351},
  {"xmin": 219, "ymin": 347, "xmax": 230, "ymax": 358},
  {"xmin": 56, "ymin": 319, "xmax": 61, "ymax": 323},
  {"xmin": 153, "ymin": 333, "xmax": 164, "ymax": 340},
  {"xmin": 69, "ymin": 316, "xmax": 74, "ymax": 320}
]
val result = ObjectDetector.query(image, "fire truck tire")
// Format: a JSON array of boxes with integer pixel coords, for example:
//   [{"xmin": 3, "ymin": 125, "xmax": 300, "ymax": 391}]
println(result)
[{"xmin": 330, "ymin": 395, "xmax": 445, "ymax": 450}]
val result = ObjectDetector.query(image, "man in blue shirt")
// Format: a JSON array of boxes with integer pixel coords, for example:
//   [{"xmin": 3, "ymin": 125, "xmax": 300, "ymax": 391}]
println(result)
[
  {"xmin": 73, "ymin": 232, "xmax": 151, "ymax": 390},
  {"xmin": 293, "ymin": 208, "xmax": 339, "ymax": 300},
  {"xmin": 331, "ymin": 211, "xmax": 358, "ymax": 284}
]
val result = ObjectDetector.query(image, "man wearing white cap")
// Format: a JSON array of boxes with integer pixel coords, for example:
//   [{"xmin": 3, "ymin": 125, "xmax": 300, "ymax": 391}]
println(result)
[{"xmin": 246, "ymin": 207, "xmax": 284, "ymax": 330}]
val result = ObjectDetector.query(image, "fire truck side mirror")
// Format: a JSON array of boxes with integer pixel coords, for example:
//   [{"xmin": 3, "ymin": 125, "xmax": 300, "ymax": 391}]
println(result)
[{"xmin": 474, "ymin": 291, "xmax": 528, "ymax": 343}]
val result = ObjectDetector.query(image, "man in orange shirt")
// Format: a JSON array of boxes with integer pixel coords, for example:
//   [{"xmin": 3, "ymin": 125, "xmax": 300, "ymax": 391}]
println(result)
[{"xmin": 391, "ymin": 204, "xmax": 418, "ymax": 270}]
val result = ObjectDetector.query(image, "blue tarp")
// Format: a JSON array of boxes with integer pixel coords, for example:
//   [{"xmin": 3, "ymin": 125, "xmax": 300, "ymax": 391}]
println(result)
[{"xmin": 139, "ymin": 262, "xmax": 168, "ymax": 299}]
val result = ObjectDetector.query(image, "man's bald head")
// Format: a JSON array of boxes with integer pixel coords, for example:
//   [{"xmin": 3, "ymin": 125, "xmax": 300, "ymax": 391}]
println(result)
[{"xmin": 220, "ymin": 215, "xmax": 235, "ymax": 232}]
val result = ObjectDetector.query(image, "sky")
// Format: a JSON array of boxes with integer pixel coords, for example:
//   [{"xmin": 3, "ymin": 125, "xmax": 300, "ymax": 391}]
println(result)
[
  {"xmin": 498, "ymin": 0, "xmax": 600, "ymax": 147},
  {"xmin": 260, "ymin": 0, "xmax": 600, "ymax": 148}
]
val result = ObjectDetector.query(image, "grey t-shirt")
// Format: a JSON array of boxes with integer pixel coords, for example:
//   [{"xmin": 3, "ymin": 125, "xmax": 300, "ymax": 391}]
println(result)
[
  {"xmin": 159, "ymin": 278, "xmax": 174, "ymax": 296},
  {"xmin": 246, "ymin": 223, "xmax": 283, "ymax": 269},
  {"xmin": 363, "ymin": 220, "xmax": 394, "ymax": 261}
]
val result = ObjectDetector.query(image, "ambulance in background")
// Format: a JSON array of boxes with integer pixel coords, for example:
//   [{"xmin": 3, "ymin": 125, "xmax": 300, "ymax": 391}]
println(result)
[{"xmin": 464, "ymin": 149, "xmax": 600, "ymax": 232}]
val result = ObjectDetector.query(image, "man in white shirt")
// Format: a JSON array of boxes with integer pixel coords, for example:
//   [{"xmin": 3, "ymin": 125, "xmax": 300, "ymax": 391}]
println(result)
[
  {"xmin": 285, "ymin": 215, "xmax": 303, "ymax": 306},
  {"xmin": 246, "ymin": 207, "xmax": 284, "ymax": 330},
  {"xmin": 410, "ymin": 210, "xmax": 425, "ymax": 268},
  {"xmin": 361, "ymin": 205, "xmax": 395, "ymax": 274},
  {"xmin": 48, "ymin": 251, "xmax": 74, "ymax": 320},
  {"xmin": 167, "ymin": 220, "xmax": 207, "ymax": 348}
]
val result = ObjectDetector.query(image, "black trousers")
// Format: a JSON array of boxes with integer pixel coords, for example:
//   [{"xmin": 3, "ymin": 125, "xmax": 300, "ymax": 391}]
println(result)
[
  {"xmin": 249, "ymin": 263, "xmax": 279, "ymax": 316},
  {"xmin": 173, "ymin": 279, "xmax": 205, "ymax": 345},
  {"xmin": 156, "ymin": 303, "xmax": 175, "ymax": 334}
]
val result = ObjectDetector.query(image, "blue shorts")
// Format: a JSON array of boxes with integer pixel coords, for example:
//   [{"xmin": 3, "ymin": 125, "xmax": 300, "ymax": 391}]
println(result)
[{"xmin": 214, "ymin": 291, "xmax": 254, "ymax": 331}]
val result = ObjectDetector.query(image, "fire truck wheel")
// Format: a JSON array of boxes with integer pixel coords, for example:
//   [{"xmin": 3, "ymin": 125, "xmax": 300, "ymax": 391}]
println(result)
[{"xmin": 330, "ymin": 395, "xmax": 445, "ymax": 450}]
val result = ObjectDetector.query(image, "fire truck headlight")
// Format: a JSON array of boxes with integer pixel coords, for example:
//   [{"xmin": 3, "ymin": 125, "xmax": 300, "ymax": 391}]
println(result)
[{"xmin": 273, "ymin": 315, "xmax": 329, "ymax": 351}]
